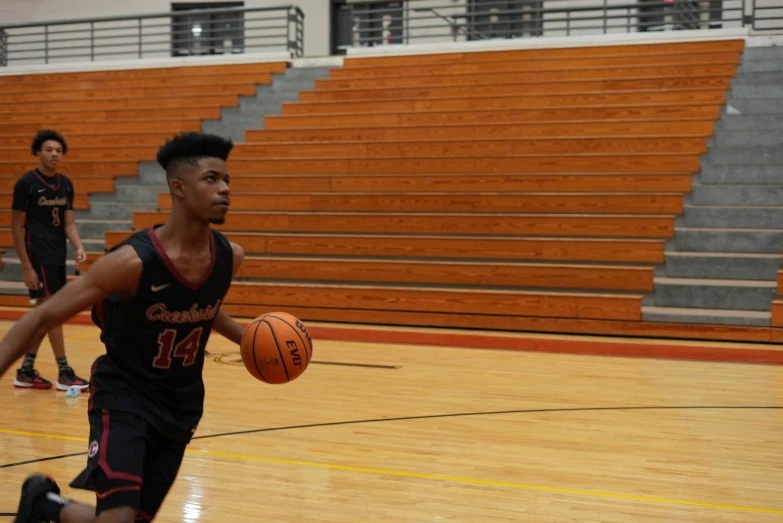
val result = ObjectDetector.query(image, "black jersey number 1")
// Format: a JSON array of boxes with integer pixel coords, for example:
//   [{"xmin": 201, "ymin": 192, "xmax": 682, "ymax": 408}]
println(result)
[{"xmin": 52, "ymin": 208, "xmax": 61, "ymax": 227}]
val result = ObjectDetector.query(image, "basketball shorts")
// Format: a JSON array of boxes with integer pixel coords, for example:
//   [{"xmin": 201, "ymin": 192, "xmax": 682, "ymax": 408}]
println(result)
[
  {"xmin": 69, "ymin": 409, "xmax": 186, "ymax": 519},
  {"xmin": 29, "ymin": 264, "xmax": 66, "ymax": 302}
]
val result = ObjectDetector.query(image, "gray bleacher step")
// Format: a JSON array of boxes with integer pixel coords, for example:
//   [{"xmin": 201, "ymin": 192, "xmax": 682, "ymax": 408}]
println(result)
[
  {"xmin": 90, "ymin": 184, "xmax": 168, "ymax": 202},
  {"xmin": 713, "ymin": 130, "xmax": 783, "ymax": 147},
  {"xmin": 0, "ymin": 256, "xmax": 78, "ymax": 279},
  {"xmin": 729, "ymin": 84, "xmax": 783, "ymax": 99},
  {"xmin": 673, "ymin": 227, "xmax": 783, "ymax": 253},
  {"xmin": 683, "ymin": 205, "xmax": 783, "ymax": 229},
  {"xmin": 663, "ymin": 251, "xmax": 782, "ymax": 280},
  {"xmin": 0, "ymin": 280, "xmax": 31, "ymax": 296},
  {"xmin": 86, "ymin": 202, "xmax": 158, "ymax": 220},
  {"xmin": 201, "ymin": 65, "xmax": 335, "ymax": 143},
  {"xmin": 722, "ymin": 98, "xmax": 783, "ymax": 115},
  {"xmin": 714, "ymin": 114, "xmax": 783, "ymax": 131},
  {"xmin": 641, "ymin": 306, "xmax": 771, "ymax": 327},
  {"xmin": 741, "ymin": 46, "xmax": 783, "ymax": 61},
  {"xmin": 650, "ymin": 277, "xmax": 777, "ymax": 311},
  {"xmin": 698, "ymin": 165, "xmax": 783, "ymax": 184},
  {"xmin": 702, "ymin": 146, "xmax": 783, "ymax": 166},
  {"xmin": 690, "ymin": 184, "xmax": 783, "ymax": 205},
  {"xmin": 74, "ymin": 219, "xmax": 132, "ymax": 239}
]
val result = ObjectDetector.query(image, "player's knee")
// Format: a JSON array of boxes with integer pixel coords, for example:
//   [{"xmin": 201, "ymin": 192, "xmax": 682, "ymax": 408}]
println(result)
[{"xmin": 95, "ymin": 506, "xmax": 137, "ymax": 523}]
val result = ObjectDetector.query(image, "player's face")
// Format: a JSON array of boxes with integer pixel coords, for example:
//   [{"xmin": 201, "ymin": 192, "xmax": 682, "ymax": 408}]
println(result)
[
  {"xmin": 185, "ymin": 157, "xmax": 231, "ymax": 225},
  {"xmin": 37, "ymin": 140, "xmax": 63, "ymax": 171}
]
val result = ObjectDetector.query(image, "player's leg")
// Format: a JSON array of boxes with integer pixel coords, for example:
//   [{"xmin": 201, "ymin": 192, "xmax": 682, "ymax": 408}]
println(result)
[
  {"xmin": 71, "ymin": 409, "xmax": 148, "ymax": 520},
  {"xmin": 13, "ymin": 472, "xmax": 135, "ymax": 522},
  {"xmin": 135, "ymin": 426, "xmax": 188, "ymax": 521},
  {"xmin": 40, "ymin": 265, "xmax": 89, "ymax": 390},
  {"xmin": 13, "ymin": 266, "xmax": 52, "ymax": 389}
]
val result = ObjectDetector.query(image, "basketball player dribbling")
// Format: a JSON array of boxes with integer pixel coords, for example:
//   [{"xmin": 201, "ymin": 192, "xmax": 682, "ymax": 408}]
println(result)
[{"xmin": 0, "ymin": 132, "xmax": 247, "ymax": 523}]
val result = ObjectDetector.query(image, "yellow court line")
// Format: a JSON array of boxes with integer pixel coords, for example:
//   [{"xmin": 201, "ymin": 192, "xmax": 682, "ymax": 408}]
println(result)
[
  {"xmin": 1, "ymin": 428, "xmax": 781, "ymax": 515},
  {"xmin": 0, "ymin": 428, "xmax": 87, "ymax": 443}
]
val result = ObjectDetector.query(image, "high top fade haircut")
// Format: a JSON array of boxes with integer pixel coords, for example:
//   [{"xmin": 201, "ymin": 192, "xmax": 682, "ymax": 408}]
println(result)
[
  {"xmin": 31, "ymin": 130, "xmax": 68, "ymax": 156},
  {"xmin": 156, "ymin": 132, "xmax": 234, "ymax": 181}
]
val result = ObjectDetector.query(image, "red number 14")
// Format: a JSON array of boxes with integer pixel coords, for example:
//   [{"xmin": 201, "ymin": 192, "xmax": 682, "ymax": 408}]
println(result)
[{"xmin": 153, "ymin": 328, "xmax": 202, "ymax": 369}]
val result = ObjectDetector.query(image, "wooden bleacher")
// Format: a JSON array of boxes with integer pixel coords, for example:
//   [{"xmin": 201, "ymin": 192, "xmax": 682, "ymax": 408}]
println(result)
[{"xmin": 3, "ymin": 39, "xmax": 780, "ymax": 342}]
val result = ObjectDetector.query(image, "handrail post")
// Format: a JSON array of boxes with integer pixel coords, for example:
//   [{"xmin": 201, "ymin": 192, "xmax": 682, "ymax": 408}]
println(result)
[
  {"xmin": 0, "ymin": 29, "xmax": 7, "ymax": 67},
  {"xmin": 44, "ymin": 25, "xmax": 48, "ymax": 64}
]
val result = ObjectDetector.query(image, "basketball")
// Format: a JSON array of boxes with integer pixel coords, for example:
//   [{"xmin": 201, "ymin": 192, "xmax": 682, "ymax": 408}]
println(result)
[{"xmin": 239, "ymin": 311, "xmax": 313, "ymax": 384}]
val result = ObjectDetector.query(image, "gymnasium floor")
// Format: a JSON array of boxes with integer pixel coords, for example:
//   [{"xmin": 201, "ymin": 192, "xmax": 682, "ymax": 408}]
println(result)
[{"xmin": 0, "ymin": 320, "xmax": 782, "ymax": 522}]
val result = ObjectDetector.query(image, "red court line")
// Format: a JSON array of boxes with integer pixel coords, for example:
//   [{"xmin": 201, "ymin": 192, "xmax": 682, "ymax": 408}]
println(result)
[{"xmin": 0, "ymin": 309, "xmax": 779, "ymax": 365}]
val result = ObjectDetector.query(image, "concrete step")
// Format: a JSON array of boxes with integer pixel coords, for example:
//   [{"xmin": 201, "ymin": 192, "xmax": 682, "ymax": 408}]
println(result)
[
  {"xmin": 714, "ymin": 114, "xmax": 783, "ymax": 131},
  {"xmin": 201, "ymin": 65, "xmax": 336, "ymax": 143},
  {"xmin": 741, "ymin": 46, "xmax": 783, "ymax": 61},
  {"xmin": 663, "ymin": 251, "xmax": 782, "ymax": 280},
  {"xmin": 642, "ymin": 305, "xmax": 771, "ymax": 327},
  {"xmin": 89, "ymin": 184, "xmax": 168, "ymax": 203},
  {"xmin": 698, "ymin": 165, "xmax": 783, "ymax": 185},
  {"xmin": 0, "ymin": 280, "xmax": 32, "ymax": 296},
  {"xmin": 683, "ymin": 205, "xmax": 783, "ymax": 229},
  {"xmin": 137, "ymin": 163, "xmax": 166, "ymax": 185},
  {"xmin": 732, "ymin": 70, "xmax": 783, "ymax": 85},
  {"xmin": 672, "ymin": 227, "xmax": 783, "ymax": 253},
  {"xmin": 723, "ymin": 98, "xmax": 783, "ymax": 115},
  {"xmin": 0, "ymin": 256, "xmax": 78, "ymax": 280},
  {"xmin": 87, "ymin": 202, "xmax": 157, "ymax": 220},
  {"xmin": 74, "ymin": 219, "xmax": 132, "ymax": 239},
  {"xmin": 650, "ymin": 276, "xmax": 777, "ymax": 311},
  {"xmin": 690, "ymin": 183, "xmax": 783, "ymax": 205},
  {"xmin": 712, "ymin": 130, "xmax": 783, "ymax": 147},
  {"xmin": 702, "ymin": 146, "xmax": 783, "ymax": 167},
  {"xmin": 728, "ymin": 84, "xmax": 783, "ymax": 99}
]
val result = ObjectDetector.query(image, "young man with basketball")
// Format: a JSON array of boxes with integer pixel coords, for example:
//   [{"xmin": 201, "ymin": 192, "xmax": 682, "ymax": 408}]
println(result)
[
  {"xmin": 11, "ymin": 130, "xmax": 89, "ymax": 391},
  {"xmin": 0, "ymin": 132, "xmax": 247, "ymax": 523}
]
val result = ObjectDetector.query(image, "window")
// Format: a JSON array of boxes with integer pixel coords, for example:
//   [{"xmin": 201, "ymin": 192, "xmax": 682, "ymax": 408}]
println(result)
[{"xmin": 171, "ymin": 2, "xmax": 245, "ymax": 56}]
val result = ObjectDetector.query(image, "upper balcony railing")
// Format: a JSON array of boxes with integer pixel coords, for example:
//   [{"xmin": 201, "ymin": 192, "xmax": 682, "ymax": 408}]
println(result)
[{"xmin": 0, "ymin": 4, "xmax": 304, "ymax": 67}]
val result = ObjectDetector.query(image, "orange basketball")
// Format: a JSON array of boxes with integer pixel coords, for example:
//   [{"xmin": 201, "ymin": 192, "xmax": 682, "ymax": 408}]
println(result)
[{"xmin": 239, "ymin": 311, "xmax": 313, "ymax": 384}]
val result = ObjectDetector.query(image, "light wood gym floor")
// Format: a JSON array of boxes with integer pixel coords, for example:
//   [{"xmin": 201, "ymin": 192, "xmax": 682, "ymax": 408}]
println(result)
[{"xmin": 0, "ymin": 320, "xmax": 782, "ymax": 522}]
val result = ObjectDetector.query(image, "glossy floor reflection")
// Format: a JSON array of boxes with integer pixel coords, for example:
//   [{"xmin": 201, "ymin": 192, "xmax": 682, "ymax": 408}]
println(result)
[{"xmin": 1, "ymin": 322, "xmax": 782, "ymax": 522}]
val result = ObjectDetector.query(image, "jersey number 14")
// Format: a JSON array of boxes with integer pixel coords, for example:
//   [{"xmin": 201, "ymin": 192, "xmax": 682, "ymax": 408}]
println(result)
[{"xmin": 153, "ymin": 328, "xmax": 202, "ymax": 369}]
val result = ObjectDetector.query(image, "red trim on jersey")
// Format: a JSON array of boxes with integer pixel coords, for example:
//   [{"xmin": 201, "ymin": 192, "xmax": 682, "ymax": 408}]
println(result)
[
  {"xmin": 88, "ymin": 359, "xmax": 98, "ymax": 411},
  {"xmin": 147, "ymin": 226, "xmax": 217, "ymax": 290},
  {"xmin": 39, "ymin": 265, "xmax": 50, "ymax": 296},
  {"xmin": 99, "ymin": 409, "xmax": 144, "ymax": 484},
  {"xmin": 33, "ymin": 169, "xmax": 61, "ymax": 191}
]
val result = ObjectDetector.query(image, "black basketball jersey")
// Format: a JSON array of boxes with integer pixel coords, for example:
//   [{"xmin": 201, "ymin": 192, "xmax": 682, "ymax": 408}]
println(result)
[
  {"xmin": 11, "ymin": 169, "xmax": 74, "ymax": 266},
  {"xmin": 89, "ymin": 225, "xmax": 234, "ymax": 443}
]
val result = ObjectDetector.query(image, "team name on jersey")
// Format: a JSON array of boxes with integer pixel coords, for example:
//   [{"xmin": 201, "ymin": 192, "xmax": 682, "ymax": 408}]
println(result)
[
  {"xmin": 146, "ymin": 299, "xmax": 221, "ymax": 324},
  {"xmin": 38, "ymin": 196, "xmax": 68, "ymax": 206}
]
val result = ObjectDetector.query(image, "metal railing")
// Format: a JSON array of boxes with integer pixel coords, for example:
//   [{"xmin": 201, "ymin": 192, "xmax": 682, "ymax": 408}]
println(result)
[
  {"xmin": 0, "ymin": 4, "xmax": 304, "ymax": 67},
  {"xmin": 342, "ymin": 0, "xmax": 776, "ymax": 49}
]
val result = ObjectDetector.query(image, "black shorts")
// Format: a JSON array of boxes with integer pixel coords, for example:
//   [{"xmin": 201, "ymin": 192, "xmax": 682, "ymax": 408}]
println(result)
[
  {"xmin": 29, "ymin": 264, "xmax": 66, "ymax": 301},
  {"xmin": 69, "ymin": 409, "xmax": 186, "ymax": 519}
]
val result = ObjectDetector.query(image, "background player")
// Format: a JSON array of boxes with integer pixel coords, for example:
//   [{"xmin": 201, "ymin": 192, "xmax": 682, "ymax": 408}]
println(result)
[
  {"xmin": 0, "ymin": 132, "xmax": 247, "ymax": 523},
  {"xmin": 10, "ymin": 130, "xmax": 88, "ymax": 391}
]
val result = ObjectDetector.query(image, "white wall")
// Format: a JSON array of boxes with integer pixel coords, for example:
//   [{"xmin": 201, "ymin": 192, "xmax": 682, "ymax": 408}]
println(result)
[{"xmin": 0, "ymin": 0, "xmax": 331, "ymax": 57}]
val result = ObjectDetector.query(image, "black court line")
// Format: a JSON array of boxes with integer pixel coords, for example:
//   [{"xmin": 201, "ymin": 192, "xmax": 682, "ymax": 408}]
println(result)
[
  {"xmin": 0, "ymin": 452, "xmax": 85, "ymax": 470},
  {"xmin": 1, "ymin": 406, "xmax": 780, "ymax": 469},
  {"xmin": 210, "ymin": 351, "xmax": 399, "ymax": 370},
  {"xmin": 310, "ymin": 361, "xmax": 400, "ymax": 369}
]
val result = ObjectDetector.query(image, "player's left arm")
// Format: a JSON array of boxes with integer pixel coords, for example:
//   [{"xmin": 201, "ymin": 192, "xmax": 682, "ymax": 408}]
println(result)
[
  {"xmin": 63, "ymin": 179, "xmax": 86, "ymax": 267},
  {"xmin": 212, "ymin": 241, "xmax": 246, "ymax": 344}
]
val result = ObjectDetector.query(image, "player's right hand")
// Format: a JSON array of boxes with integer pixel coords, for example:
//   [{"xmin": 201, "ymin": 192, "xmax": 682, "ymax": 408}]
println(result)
[{"xmin": 23, "ymin": 268, "xmax": 39, "ymax": 291}]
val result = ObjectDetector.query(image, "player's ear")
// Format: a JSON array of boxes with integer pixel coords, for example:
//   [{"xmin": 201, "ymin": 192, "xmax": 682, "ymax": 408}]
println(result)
[{"xmin": 169, "ymin": 177, "xmax": 186, "ymax": 199}]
